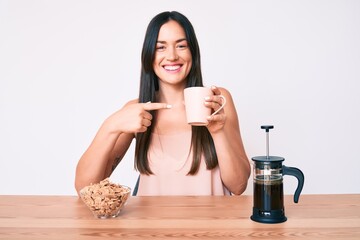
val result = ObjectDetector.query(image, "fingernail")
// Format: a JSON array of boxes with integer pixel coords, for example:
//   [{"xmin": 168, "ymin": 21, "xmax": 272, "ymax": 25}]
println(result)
[
  {"xmin": 166, "ymin": 104, "xmax": 172, "ymax": 109},
  {"xmin": 205, "ymin": 96, "xmax": 211, "ymax": 100},
  {"xmin": 146, "ymin": 101, "xmax": 151, "ymax": 104}
]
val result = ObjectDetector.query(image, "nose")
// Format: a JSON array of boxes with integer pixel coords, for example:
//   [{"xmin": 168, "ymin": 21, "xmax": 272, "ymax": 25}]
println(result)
[{"xmin": 166, "ymin": 47, "xmax": 179, "ymax": 61}]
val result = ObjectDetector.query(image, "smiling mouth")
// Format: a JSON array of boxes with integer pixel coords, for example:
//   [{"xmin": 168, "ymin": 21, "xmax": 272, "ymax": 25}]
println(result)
[{"xmin": 163, "ymin": 65, "xmax": 182, "ymax": 71}]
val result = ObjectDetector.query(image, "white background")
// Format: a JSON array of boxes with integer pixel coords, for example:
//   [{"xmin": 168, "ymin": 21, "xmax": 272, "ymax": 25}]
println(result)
[{"xmin": 1, "ymin": 0, "xmax": 359, "ymax": 196}]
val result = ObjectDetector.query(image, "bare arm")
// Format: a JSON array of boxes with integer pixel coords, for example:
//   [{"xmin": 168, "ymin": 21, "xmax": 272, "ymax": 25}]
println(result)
[
  {"xmin": 74, "ymin": 99, "xmax": 171, "ymax": 195},
  {"xmin": 206, "ymin": 87, "xmax": 251, "ymax": 195},
  {"xmin": 74, "ymin": 118, "xmax": 134, "ymax": 195}
]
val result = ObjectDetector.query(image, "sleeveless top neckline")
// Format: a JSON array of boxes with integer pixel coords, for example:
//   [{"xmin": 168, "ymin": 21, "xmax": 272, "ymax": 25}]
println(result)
[{"xmin": 137, "ymin": 131, "xmax": 230, "ymax": 196}]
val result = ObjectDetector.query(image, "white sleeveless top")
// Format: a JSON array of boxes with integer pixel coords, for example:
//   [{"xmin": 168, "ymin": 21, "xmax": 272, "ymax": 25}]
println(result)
[{"xmin": 137, "ymin": 131, "xmax": 230, "ymax": 196}]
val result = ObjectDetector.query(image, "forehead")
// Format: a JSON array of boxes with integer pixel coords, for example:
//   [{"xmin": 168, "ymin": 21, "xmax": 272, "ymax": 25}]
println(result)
[{"xmin": 157, "ymin": 20, "xmax": 186, "ymax": 42}]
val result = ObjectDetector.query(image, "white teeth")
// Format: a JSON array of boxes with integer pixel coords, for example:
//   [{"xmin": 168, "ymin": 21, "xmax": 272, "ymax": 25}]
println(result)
[{"xmin": 164, "ymin": 65, "xmax": 180, "ymax": 71}]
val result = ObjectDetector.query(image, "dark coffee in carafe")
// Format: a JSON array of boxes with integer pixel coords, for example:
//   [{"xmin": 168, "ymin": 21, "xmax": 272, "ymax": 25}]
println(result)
[{"xmin": 253, "ymin": 177, "xmax": 284, "ymax": 211}]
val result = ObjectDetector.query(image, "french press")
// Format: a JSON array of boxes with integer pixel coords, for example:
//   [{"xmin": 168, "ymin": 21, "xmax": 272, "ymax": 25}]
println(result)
[{"xmin": 251, "ymin": 125, "xmax": 304, "ymax": 223}]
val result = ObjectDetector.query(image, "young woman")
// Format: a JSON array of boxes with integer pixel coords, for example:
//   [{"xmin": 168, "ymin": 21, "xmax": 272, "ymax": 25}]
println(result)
[{"xmin": 75, "ymin": 11, "xmax": 250, "ymax": 196}]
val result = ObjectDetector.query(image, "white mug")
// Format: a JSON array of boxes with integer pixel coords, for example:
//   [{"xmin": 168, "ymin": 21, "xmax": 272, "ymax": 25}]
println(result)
[{"xmin": 184, "ymin": 87, "xmax": 226, "ymax": 126}]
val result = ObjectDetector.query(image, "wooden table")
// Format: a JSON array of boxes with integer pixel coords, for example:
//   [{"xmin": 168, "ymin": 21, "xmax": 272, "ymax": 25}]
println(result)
[{"xmin": 0, "ymin": 194, "xmax": 359, "ymax": 239}]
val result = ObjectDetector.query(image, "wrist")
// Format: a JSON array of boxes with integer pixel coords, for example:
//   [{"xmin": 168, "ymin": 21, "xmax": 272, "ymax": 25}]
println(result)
[{"xmin": 101, "ymin": 115, "xmax": 123, "ymax": 136}]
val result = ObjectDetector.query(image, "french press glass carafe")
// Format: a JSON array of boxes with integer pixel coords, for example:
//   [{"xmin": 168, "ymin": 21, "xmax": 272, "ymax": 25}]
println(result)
[{"xmin": 251, "ymin": 125, "xmax": 305, "ymax": 224}]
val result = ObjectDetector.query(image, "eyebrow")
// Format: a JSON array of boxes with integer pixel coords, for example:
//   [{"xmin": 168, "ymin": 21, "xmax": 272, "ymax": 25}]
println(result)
[{"xmin": 156, "ymin": 38, "xmax": 187, "ymax": 44}]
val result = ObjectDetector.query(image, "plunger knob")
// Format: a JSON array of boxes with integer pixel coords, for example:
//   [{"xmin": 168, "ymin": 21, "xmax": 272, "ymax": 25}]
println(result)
[{"xmin": 261, "ymin": 125, "xmax": 274, "ymax": 132}]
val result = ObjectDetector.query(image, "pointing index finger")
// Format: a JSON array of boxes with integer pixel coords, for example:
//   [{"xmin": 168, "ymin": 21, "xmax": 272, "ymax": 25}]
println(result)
[{"xmin": 143, "ymin": 102, "xmax": 172, "ymax": 111}]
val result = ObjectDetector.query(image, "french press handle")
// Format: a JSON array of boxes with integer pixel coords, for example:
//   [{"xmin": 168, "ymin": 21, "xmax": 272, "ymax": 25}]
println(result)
[{"xmin": 283, "ymin": 166, "xmax": 305, "ymax": 203}]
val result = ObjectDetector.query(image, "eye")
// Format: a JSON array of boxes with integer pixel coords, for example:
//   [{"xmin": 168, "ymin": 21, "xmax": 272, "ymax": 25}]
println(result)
[
  {"xmin": 177, "ymin": 43, "xmax": 188, "ymax": 49},
  {"xmin": 156, "ymin": 45, "xmax": 166, "ymax": 51}
]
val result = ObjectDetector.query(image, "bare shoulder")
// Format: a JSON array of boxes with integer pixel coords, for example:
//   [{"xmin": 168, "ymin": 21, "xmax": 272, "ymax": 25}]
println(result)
[
  {"xmin": 217, "ymin": 87, "xmax": 235, "ymax": 104},
  {"xmin": 217, "ymin": 86, "xmax": 239, "ymax": 116},
  {"xmin": 218, "ymin": 87, "xmax": 231, "ymax": 95}
]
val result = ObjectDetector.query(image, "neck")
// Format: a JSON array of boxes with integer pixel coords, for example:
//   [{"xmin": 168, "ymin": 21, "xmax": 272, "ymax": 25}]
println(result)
[{"xmin": 156, "ymin": 85, "xmax": 185, "ymax": 107}]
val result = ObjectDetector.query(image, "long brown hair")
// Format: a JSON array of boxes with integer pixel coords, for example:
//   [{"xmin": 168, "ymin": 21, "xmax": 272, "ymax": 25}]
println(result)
[{"xmin": 135, "ymin": 11, "xmax": 218, "ymax": 175}]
